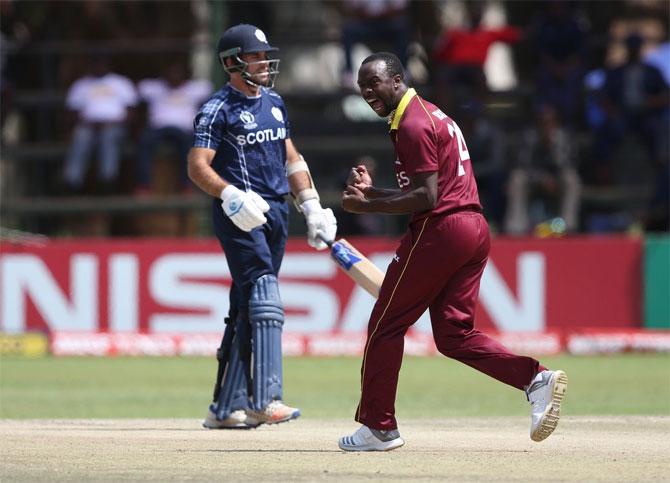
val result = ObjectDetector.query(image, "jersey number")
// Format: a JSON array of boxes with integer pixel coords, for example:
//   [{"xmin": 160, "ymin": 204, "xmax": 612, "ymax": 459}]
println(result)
[{"xmin": 447, "ymin": 121, "xmax": 470, "ymax": 177}]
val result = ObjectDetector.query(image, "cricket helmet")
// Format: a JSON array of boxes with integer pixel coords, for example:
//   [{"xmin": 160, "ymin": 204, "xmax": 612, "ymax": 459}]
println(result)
[{"xmin": 217, "ymin": 24, "xmax": 280, "ymax": 88}]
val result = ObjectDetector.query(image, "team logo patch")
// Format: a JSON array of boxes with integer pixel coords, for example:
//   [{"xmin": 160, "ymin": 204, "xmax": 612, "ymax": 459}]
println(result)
[
  {"xmin": 195, "ymin": 113, "xmax": 208, "ymax": 127},
  {"xmin": 271, "ymin": 107, "xmax": 284, "ymax": 123},
  {"xmin": 240, "ymin": 110, "xmax": 257, "ymax": 129},
  {"xmin": 255, "ymin": 29, "xmax": 268, "ymax": 43}
]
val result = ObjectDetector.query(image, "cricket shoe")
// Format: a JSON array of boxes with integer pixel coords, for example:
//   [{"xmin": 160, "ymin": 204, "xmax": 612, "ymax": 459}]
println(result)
[
  {"xmin": 248, "ymin": 400, "xmax": 300, "ymax": 425},
  {"xmin": 526, "ymin": 370, "xmax": 568, "ymax": 442},
  {"xmin": 202, "ymin": 405, "xmax": 261, "ymax": 429},
  {"xmin": 338, "ymin": 425, "xmax": 405, "ymax": 452}
]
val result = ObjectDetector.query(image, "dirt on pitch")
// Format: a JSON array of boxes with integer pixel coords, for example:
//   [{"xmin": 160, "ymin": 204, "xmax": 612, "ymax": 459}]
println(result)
[{"xmin": 2, "ymin": 417, "xmax": 669, "ymax": 482}]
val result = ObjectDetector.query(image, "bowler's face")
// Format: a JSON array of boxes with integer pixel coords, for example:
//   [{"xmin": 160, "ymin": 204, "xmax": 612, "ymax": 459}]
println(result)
[{"xmin": 357, "ymin": 60, "xmax": 399, "ymax": 118}]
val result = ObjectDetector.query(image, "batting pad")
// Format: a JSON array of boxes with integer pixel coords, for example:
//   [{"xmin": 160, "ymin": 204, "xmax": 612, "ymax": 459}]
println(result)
[
  {"xmin": 249, "ymin": 274, "xmax": 285, "ymax": 410},
  {"xmin": 214, "ymin": 334, "xmax": 249, "ymax": 420}
]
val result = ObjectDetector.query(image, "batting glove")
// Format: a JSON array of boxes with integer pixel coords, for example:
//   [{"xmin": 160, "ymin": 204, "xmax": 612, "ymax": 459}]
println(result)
[
  {"xmin": 221, "ymin": 185, "xmax": 268, "ymax": 232},
  {"xmin": 246, "ymin": 190, "xmax": 270, "ymax": 214},
  {"xmin": 301, "ymin": 199, "xmax": 337, "ymax": 250}
]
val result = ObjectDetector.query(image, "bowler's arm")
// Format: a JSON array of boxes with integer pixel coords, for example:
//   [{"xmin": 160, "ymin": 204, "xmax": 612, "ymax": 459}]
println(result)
[{"xmin": 342, "ymin": 171, "xmax": 437, "ymax": 214}]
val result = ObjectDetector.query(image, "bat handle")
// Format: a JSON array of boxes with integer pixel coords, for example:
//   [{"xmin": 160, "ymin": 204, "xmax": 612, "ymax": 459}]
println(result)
[{"xmin": 316, "ymin": 232, "xmax": 334, "ymax": 248}]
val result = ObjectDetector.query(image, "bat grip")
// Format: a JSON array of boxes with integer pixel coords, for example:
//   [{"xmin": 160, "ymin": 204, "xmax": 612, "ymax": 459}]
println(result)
[{"xmin": 316, "ymin": 232, "xmax": 333, "ymax": 248}]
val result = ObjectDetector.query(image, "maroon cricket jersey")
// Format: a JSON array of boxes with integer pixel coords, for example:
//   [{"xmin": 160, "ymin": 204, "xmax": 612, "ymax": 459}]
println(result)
[{"xmin": 389, "ymin": 88, "xmax": 481, "ymax": 222}]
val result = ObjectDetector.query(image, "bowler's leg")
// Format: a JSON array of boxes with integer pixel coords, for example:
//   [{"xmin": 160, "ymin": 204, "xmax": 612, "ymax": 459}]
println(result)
[
  {"xmin": 429, "ymin": 255, "xmax": 543, "ymax": 390},
  {"xmin": 355, "ymin": 219, "xmax": 445, "ymax": 431}
]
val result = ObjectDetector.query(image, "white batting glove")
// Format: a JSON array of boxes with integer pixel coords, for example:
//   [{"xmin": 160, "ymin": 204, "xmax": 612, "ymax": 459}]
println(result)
[
  {"xmin": 246, "ymin": 190, "xmax": 270, "ymax": 214},
  {"xmin": 221, "ymin": 185, "xmax": 267, "ymax": 232},
  {"xmin": 301, "ymin": 199, "xmax": 337, "ymax": 250}
]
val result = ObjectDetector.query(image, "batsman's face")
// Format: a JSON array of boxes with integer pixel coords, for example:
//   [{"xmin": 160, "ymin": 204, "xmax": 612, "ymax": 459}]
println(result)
[
  {"xmin": 357, "ymin": 60, "xmax": 400, "ymax": 117},
  {"xmin": 240, "ymin": 51, "xmax": 271, "ymax": 85}
]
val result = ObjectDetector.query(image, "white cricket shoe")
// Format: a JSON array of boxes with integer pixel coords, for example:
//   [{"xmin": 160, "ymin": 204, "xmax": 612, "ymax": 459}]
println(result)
[
  {"xmin": 339, "ymin": 425, "xmax": 405, "ymax": 452},
  {"xmin": 526, "ymin": 370, "xmax": 568, "ymax": 442},
  {"xmin": 248, "ymin": 400, "xmax": 300, "ymax": 425},
  {"xmin": 202, "ymin": 407, "xmax": 261, "ymax": 429}
]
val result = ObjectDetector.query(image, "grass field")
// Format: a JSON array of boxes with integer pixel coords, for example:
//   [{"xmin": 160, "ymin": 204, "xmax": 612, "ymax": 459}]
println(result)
[
  {"xmin": 2, "ymin": 354, "xmax": 669, "ymax": 418},
  {"xmin": 2, "ymin": 354, "xmax": 670, "ymax": 481}
]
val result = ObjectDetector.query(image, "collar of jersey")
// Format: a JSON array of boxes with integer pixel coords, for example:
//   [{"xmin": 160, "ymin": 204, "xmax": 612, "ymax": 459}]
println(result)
[
  {"xmin": 227, "ymin": 82, "xmax": 262, "ymax": 99},
  {"xmin": 389, "ymin": 88, "xmax": 416, "ymax": 132}
]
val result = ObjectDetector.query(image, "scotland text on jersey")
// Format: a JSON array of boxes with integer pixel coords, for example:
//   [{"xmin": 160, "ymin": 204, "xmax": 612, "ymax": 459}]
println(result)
[{"xmin": 236, "ymin": 127, "xmax": 286, "ymax": 146}]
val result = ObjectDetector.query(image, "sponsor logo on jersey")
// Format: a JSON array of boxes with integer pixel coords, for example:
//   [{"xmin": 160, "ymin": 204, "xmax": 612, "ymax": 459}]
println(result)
[
  {"xmin": 240, "ymin": 110, "xmax": 257, "ymax": 130},
  {"xmin": 271, "ymin": 107, "xmax": 284, "ymax": 123},
  {"xmin": 236, "ymin": 127, "xmax": 287, "ymax": 146}
]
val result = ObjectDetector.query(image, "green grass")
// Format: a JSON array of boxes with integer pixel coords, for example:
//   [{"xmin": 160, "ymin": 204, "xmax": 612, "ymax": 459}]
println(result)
[{"xmin": 1, "ymin": 355, "xmax": 669, "ymax": 419}]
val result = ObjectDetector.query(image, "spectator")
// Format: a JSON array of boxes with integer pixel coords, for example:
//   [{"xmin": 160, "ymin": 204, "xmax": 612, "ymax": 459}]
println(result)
[
  {"xmin": 135, "ymin": 61, "xmax": 212, "ymax": 194},
  {"xmin": 645, "ymin": 40, "xmax": 670, "ymax": 86},
  {"xmin": 62, "ymin": 54, "xmax": 137, "ymax": 193},
  {"xmin": 643, "ymin": 40, "xmax": 670, "ymax": 232},
  {"xmin": 337, "ymin": 156, "xmax": 386, "ymax": 236},
  {"xmin": 340, "ymin": 0, "xmax": 410, "ymax": 89},
  {"xmin": 504, "ymin": 105, "xmax": 581, "ymax": 235},
  {"xmin": 592, "ymin": 33, "xmax": 669, "ymax": 185},
  {"xmin": 432, "ymin": 1, "xmax": 520, "ymax": 111},
  {"xmin": 530, "ymin": 0, "xmax": 588, "ymax": 127}
]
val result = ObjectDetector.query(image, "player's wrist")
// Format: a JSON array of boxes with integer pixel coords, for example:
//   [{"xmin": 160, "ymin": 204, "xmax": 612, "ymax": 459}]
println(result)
[
  {"xmin": 220, "ymin": 185, "xmax": 241, "ymax": 202},
  {"xmin": 300, "ymin": 198, "xmax": 321, "ymax": 216},
  {"xmin": 360, "ymin": 185, "xmax": 374, "ymax": 196}
]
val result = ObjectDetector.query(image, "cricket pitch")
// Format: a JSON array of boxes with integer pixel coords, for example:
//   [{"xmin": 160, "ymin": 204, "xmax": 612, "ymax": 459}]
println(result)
[{"xmin": 2, "ymin": 417, "xmax": 669, "ymax": 481}]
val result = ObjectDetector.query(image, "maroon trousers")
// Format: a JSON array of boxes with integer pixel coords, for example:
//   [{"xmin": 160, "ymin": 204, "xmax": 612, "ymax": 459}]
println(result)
[{"xmin": 355, "ymin": 211, "xmax": 543, "ymax": 430}]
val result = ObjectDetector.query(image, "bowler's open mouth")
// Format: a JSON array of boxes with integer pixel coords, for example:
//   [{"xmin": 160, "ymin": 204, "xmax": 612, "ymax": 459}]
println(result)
[{"xmin": 367, "ymin": 98, "xmax": 383, "ymax": 112}]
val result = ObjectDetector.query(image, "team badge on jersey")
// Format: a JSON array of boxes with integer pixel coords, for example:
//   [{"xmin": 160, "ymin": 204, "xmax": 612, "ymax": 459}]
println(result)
[
  {"xmin": 271, "ymin": 107, "xmax": 284, "ymax": 123},
  {"xmin": 240, "ymin": 110, "xmax": 258, "ymax": 129},
  {"xmin": 195, "ymin": 113, "xmax": 209, "ymax": 127}
]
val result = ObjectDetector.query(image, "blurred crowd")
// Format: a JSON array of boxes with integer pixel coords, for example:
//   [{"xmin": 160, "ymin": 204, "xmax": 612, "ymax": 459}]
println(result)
[{"xmin": 1, "ymin": 0, "xmax": 668, "ymax": 237}]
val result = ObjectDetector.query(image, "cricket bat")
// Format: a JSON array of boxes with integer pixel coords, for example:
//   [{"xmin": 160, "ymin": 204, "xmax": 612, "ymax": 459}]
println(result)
[{"xmin": 318, "ymin": 235, "xmax": 384, "ymax": 298}]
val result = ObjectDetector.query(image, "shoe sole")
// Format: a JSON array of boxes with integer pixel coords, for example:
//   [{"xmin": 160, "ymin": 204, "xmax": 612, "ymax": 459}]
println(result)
[
  {"xmin": 202, "ymin": 414, "xmax": 261, "ymax": 430},
  {"xmin": 531, "ymin": 370, "xmax": 568, "ymax": 442},
  {"xmin": 338, "ymin": 437, "xmax": 405, "ymax": 452},
  {"xmin": 261, "ymin": 410, "xmax": 301, "ymax": 425}
]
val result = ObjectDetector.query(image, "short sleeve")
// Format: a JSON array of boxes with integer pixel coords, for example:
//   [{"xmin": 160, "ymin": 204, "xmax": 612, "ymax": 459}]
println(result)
[
  {"xmin": 65, "ymin": 79, "xmax": 87, "ymax": 111},
  {"xmin": 397, "ymin": 121, "xmax": 438, "ymax": 175},
  {"xmin": 193, "ymin": 97, "xmax": 225, "ymax": 150},
  {"xmin": 138, "ymin": 79, "xmax": 164, "ymax": 102},
  {"xmin": 118, "ymin": 77, "xmax": 139, "ymax": 107},
  {"xmin": 187, "ymin": 79, "xmax": 214, "ymax": 103}
]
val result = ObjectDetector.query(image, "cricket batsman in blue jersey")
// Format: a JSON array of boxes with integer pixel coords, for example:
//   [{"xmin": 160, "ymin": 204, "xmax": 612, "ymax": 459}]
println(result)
[{"xmin": 188, "ymin": 24, "xmax": 337, "ymax": 429}]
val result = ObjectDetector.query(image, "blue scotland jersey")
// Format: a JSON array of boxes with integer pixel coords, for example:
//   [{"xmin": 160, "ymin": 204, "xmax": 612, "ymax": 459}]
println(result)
[{"xmin": 193, "ymin": 83, "xmax": 290, "ymax": 199}]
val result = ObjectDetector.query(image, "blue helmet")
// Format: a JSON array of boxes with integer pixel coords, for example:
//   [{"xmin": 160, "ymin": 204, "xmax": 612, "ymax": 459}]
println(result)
[{"xmin": 217, "ymin": 24, "xmax": 280, "ymax": 88}]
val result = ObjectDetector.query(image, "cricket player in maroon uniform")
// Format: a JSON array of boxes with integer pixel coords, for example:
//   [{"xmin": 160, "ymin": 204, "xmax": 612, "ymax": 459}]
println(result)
[{"xmin": 338, "ymin": 52, "xmax": 568, "ymax": 452}]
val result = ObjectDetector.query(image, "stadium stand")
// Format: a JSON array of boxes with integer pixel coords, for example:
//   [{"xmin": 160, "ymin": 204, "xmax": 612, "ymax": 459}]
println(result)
[{"xmin": 1, "ymin": 0, "xmax": 667, "ymax": 237}]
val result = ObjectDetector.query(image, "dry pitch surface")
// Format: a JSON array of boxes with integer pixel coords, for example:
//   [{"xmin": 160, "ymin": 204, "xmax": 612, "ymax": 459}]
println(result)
[{"xmin": 2, "ymin": 417, "xmax": 669, "ymax": 482}]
